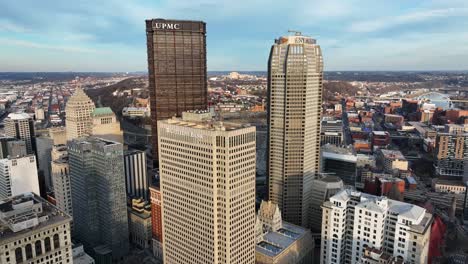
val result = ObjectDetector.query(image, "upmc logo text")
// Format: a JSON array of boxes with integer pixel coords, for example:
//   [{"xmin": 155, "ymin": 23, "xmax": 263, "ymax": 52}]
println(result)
[{"xmin": 153, "ymin": 23, "xmax": 181, "ymax": 30}]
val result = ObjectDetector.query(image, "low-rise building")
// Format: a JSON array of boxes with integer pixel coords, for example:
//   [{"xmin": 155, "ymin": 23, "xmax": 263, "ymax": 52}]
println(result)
[
  {"xmin": 72, "ymin": 243, "xmax": 95, "ymax": 264},
  {"xmin": 255, "ymin": 201, "xmax": 314, "ymax": 264},
  {"xmin": 128, "ymin": 199, "xmax": 152, "ymax": 249}
]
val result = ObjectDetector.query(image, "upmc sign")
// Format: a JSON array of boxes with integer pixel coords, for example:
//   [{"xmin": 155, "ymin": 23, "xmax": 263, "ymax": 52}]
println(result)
[{"xmin": 153, "ymin": 22, "xmax": 181, "ymax": 30}]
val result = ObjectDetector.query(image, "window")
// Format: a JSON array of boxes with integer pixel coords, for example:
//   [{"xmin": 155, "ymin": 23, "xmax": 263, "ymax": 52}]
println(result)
[{"xmin": 35, "ymin": 240, "xmax": 43, "ymax": 256}]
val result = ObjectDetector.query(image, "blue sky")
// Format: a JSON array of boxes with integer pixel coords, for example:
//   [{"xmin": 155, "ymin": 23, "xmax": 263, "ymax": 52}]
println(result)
[{"xmin": 1, "ymin": 0, "xmax": 468, "ymax": 72}]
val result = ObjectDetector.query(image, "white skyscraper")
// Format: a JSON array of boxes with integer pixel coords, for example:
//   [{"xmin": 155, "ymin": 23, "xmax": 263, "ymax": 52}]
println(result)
[
  {"xmin": 320, "ymin": 189, "xmax": 432, "ymax": 264},
  {"xmin": 158, "ymin": 111, "xmax": 256, "ymax": 264},
  {"xmin": 268, "ymin": 33, "xmax": 323, "ymax": 227},
  {"xmin": 0, "ymin": 155, "xmax": 39, "ymax": 199}
]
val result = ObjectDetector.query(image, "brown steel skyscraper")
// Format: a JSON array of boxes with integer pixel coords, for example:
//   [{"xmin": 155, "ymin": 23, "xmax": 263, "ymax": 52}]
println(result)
[{"xmin": 146, "ymin": 19, "xmax": 208, "ymax": 161}]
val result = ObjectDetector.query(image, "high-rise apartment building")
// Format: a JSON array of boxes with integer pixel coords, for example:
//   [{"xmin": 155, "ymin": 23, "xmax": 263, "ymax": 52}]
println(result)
[
  {"xmin": 65, "ymin": 88, "xmax": 95, "ymax": 141},
  {"xmin": 91, "ymin": 107, "xmax": 123, "ymax": 143},
  {"xmin": 158, "ymin": 111, "xmax": 256, "ymax": 264},
  {"xmin": 146, "ymin": 19, "xmax": 208, "ymax": 161},
  {"xmin": 4, "ymin": 113, "xmax": 36, "ymax": 154},
  {"xmin": 434, "ymin": 124, "xmax": 468, "ymax": 180},
  {"xmin": 320, "ymin": 189, "xmax": 432, "ymax": 264},
  {"xmin": 268, "ymin": 33, "xmax": 323, "ymax": 227},
  {"xmin": 0, "ymin": 192, "xmax": 72, "ymax": 264},
  {"xmin": 124, "ymin": 149, "xmax": 149, "ymax": 200},
  {"xmin": 68, "ymin": 137, "xmax": 129, "ymax": 261},
  {"xmin": 51, "ymin": 145, "xmax": 72, "ymax": 216},
  {"xmin": 0, "ymin": 155, "xmax": 39, "ymax": 199}
]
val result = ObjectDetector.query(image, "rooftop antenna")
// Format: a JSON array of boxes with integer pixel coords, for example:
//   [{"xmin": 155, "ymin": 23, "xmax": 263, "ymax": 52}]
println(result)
[{"xmin": 288, "ymin": 29, "xmax": 302, "ymax": 36}]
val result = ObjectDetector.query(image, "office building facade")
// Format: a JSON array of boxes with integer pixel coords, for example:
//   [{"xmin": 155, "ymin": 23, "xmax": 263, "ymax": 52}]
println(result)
[
  {"xmin": 65, "ymin": 88, "xmax": 95, "ymax": 141},
  {"xmin": 320, "ymin": 189, "xmax": 432, "ymax": 264},
  {"xmin": 268, "ymin": 34, "xmax": 323, "ymax": 227},
  {"xmin": 124, "ymin": 150, "xmax": 149, "ymax": 200},
  {"xmin": 0, "ymin": 193, "xmax": 73, "ymax": 264},
  {"xmin": 149, "ymin": 185, "xmax": 163, "ymax": 259},
  {"xmin": 309, "ymin": 176, "xmax": 343, "ymax": 232},
  {"xmin": 4, "ymin": 113, "xmax": 36, "ymax": 154},
  {"xmin": 68, "ymin": 137, "xmax": 129, "ymax": 261},
  {"xmin": 0, "ymin": 155, "xmax": 39, "ymax": 199},
  {"xmin": 146, "ymin": 18, "xmax": 208, "ymax": 161},
  {"xmin": 434, "ymin": 125, "xmax": 468, "ymax": 180},
  {"xmin": 158, "ymin": 112, "xmax": 256, "ymax": 264},
  {"xmin": 51, "ymin": 147, "xmax": 73, "ymax": 216}
]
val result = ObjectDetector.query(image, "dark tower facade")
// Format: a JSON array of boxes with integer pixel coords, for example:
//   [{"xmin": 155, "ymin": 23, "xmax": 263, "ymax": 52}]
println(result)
[{"xmin": 146, "ymin": 19, "xmax": 208, "ymax": 162}]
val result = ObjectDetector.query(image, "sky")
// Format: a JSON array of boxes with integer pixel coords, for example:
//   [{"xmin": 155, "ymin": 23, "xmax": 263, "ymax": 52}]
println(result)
[{"xmin": 1, "ymin": 0, "xmax": 468, "ymax": 72}]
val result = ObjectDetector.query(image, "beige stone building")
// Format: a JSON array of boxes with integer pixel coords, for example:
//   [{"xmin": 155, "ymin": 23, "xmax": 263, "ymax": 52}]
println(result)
[
  {"xmin": 91, "ymin": 107, "xmax": 124, "ymax": 143},
  {"xmin": 267, "ymin": 34, "xmax": 323, "ymax": 227},
  {"xmin": 49, "ymin": 127, "xmax": 67, "ymax": 145},
  {"xmin": 51, "ymin": 145, "xmax": 72, "ymax": 216},
  {"xmin": 65, "ymin": 88, "xmax": 95, "ymax": 141},
  {"xmin": 158, "ymin": 111, "xmax": 256, "ymax": 264},
  {"xmin": 0, "ymin": 193, "xmax": 72, "ymax": 264},
  {"xmin": 255, "ymin": 200, "xmax": 314, "ymax": 264}
]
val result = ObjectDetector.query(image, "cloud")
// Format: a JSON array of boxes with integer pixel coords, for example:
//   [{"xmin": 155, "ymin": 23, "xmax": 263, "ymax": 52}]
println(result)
[
  {"xmin": 0, "ymin": 38, "xmax": 99, "ymax": 53},
  {"xmin": 0, "ymin": 19, "xmax": 27, "ymax": 33},
  {"xmin": 349, "ymin": 7, "xmax": 468, "ymax": 33}
]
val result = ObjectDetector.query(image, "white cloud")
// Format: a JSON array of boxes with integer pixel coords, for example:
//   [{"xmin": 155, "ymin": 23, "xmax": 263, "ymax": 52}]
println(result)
[
  {"xmin": 0, "ymin": 19, "xmax": 27, "ymax": 33},
  {"xmin": 349, "ymin": 8, "xmax": 468, "ymax": 33},
  {"xmin": 0, "ymin": 38, "xmax": 99, "ymax": 53}
]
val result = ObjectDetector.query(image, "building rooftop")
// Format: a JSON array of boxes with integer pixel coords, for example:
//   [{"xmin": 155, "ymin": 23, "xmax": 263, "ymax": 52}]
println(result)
[
  {"xmin": 256, "ymin": 222, "xmax": 309, "ymax": 257},
  {"xmin": 380, "ymin": 149, "xmax": 406, "ymax": 160},
  {"xmin": 92, "ymin": 107, "xmax": 114, "ymax": 117},
  {"xmin": 0, "ymin": 193, "xmax": 71, "ymax": 242},
  {"xmin": 161, "ymin": 112, "xmax": 252, "ymax": 132},
  {"xmin": 7, "ymin": 112, "xmax": 31, "ymax": 120}
]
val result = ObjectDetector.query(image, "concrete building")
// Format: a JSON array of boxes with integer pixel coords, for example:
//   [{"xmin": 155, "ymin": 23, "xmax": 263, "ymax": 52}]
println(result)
[
  {"xmin": 434, "ymin": 125, "xmax": 468, "ymax": 179},
  {"xmin": 4, "ymin": 113, "xmax": 35, "ymax": 154},
  {"xmin": 321, "ymin": 145, "xmax": 358, "ymax": 186},
  {"xmin": 268, "ymin": 33, "xmax": 323, "ymax": 227},
  {"xmin": 359, "ymin": 247, "xmax": 403, "ymax": 264},
  {"xmin": 91, "ymin": 107, "xmax": 123, "ymax": 144},
  {"xmin": 65, "ymin": 88, "xmax": 95, "ymax": 141},
  {"xmin": 0, "ymin": 137, "xmax": 27, "ymax": 159},
  {"xmin": 51, "ymin": 147, "xmax": 72, "ymax": 216},
  {"xmin": 72, "ymin": 244, "xmax": 95, "ymax": 264},
  {"xmin": 321, "ymin": 119, "xmax": 344, "ymax": 146},
  {"xmin": 35, "ymin": 136, "xmax": 53, "ymax": 193},
  {"xmin": 68, "ymin": 137, "xmax": 129, "ymax": 261},
  {"xmin": 49, "ymin": 127, "xmax": 67, "ymax": 145},
  {"xmin": 309, "ymin": 176, "xmax": 344, "ymax": 232},
  {"xmin": 146, "ymin": 19, "xmax": 208, "ymax": 162},
  {"xmin": 432, "ymin": 178, "xmax": 466, "ymax": 194},
  {"xmin": 0, "ymin": 192, "xmax": 72, "ymax": 264},
  {"xmin": 124, "ymin": 150, "xmax": 149, "ymax": 200},
  {"xmin": 321, "ymin": 189, "xmax": 432, "ymax": 264},
  {"xmin": 0, "ymin": 155, "xmax": 39, "ymax": 199},
  {"xmin": 149, "ymin": 186, "xmax": 163, "ymax": 259},
  {"xmin": 128, "ymin": 199, "xmax": 152, "ymax": 249},
  {"xmin": 378, "ymin": 149, "xmax": 409, "ymax": 174},
  {"xmin": 158, "ymin": 111, "xmax": 256, "ymax": 264},
  {"xmin": 255, "ymin": 200, "xmax": 314, "ymax": 264},
  {"xmin": 35, "ymin": 107, "xmax": 45, "ymax": 120}
]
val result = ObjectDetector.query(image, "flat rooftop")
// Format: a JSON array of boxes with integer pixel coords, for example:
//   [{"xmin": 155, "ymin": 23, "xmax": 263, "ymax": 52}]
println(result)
[
  {"xmin": 161, "ymin": 115, "xmax": 253, "ymax": 132},
  {"xmin": 0, "ymin": 193, "xmax": 71, "ymax": 241},
  {"xmin": 256, "ymin": 222, "xmax": 309, "ymax": 257}
]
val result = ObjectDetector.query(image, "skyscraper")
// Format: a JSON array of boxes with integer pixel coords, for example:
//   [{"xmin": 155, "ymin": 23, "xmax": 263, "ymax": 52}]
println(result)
[
  {"xmin": 51, "ymin": 145, "xmax": 72, "ymax": 216},
  {"xmin": 0, "ymin": 155, "xmax": 39, "ymax": 199},
  {"xmin": 68, "ymin": 137, "xmax": 129, "ymax": 261},
  {"xmin": 149, "ymin": 185, "xmax": 163, "ymax": 259},
  {"xmin": 146, "ymin": 19, "xmax": 208, "ymax": 162},
  {"xmin": 4, "ymin": 113, "xmax": 35, "ymax": 154},
  {"xmin": 158, "ymin": 111, "xmax": 256, "ymax": 264},
  {"xmin": 65, "ymin": 88, "xmax": 95, "ymax": 141},
  {"xmin": 267, "ymin": 33, "xmax": 323, "ymax": 227}
]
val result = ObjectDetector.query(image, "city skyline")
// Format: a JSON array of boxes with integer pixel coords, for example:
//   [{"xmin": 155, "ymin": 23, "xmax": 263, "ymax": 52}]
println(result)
[{"xmin": 1, "ymin": 0, "xmax": 468, "ymax": 72}]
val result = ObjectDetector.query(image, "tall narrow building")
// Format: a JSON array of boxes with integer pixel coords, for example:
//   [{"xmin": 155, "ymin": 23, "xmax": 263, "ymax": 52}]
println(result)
[
  {"xmin": 146, "ymin": 19, "xmax": 208, "ymax": 162},
  {"xmin": 267, "ymin": 33, "xmax": 324, "ymax": 227},
  {"xmin": 68, "ymin": 137, "xmax": 129, "ymax": 261},
  {"xmin": 4, "ymin": 113, "xmax": 36, "ymax": 154},
  {"xmin": 158, "ymin": 111, "xmax": 256, "ymax": 264},
  {"xmin": 65, "ymin": 88, "xmax": 95, "ymax": 141}
]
